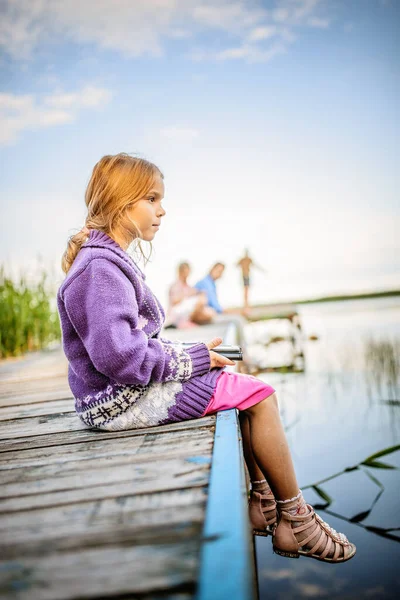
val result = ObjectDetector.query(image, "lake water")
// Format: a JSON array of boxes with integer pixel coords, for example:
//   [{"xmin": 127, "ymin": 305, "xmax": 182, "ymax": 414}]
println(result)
[{"xmin": 255, "ymin": 296, "xmax": 400, "ymax": 599}]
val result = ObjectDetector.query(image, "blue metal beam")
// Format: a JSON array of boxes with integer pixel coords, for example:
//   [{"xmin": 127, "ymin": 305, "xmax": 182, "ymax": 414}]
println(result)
[{"xmin": 196, "ymin": 407, "xmax": 256, "ymax": 600}]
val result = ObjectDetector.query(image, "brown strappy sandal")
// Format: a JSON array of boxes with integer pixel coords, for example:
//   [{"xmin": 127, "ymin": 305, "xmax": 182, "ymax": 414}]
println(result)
[
  {"xmin": 248, "ymin": 490, "xmax": 277, "ymax": 537},
  {"xmin": 273, "ymin": 504, "xmax": 356, "ymax": 562}
]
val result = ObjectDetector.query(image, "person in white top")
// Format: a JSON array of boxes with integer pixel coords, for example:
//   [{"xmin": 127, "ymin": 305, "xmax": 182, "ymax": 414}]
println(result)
[{"xmin": 165, "ymin": 262, "xmax": 216, "ymax": 328}]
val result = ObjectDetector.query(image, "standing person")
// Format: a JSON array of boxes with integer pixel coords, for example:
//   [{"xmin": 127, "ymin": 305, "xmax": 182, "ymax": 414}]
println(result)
[
  {"xmin": 165, "ymin": 262, "xmax": 215, "ymax": 328},
  {"xmin": 237, "ymin": 248, "xmax": 266, "ymax": 313},
  {"xmin": 57, "ymin": 153, "xmax": 355, "ymax": 563},
  {"xmin": 194, "ymin": 263, "xmax": 225, "ymax": 314}
]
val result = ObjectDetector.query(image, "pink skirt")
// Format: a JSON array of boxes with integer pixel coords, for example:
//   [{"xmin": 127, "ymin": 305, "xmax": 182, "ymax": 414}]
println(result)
[{"xmin": 202, "ymin": 371, "xmax": 275, "ymax": 416}]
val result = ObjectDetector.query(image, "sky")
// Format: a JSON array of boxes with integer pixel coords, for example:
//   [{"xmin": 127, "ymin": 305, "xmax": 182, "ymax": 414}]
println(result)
[{"xmin": 0, "ymin": 0, "xmax": 399, "ymax": 309}]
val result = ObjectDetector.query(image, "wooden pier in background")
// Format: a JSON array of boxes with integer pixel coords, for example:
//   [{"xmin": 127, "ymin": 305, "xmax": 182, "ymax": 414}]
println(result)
[{"xmin": 0, "ymin": 322, "xmax": 256, "ymax": 600}]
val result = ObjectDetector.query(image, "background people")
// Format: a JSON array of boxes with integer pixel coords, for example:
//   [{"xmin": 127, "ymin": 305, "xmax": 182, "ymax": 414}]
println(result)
[
  {"xmin": 237, "ymin": 248, "xmax": 267, "ymax": 314},
  {"xmin": 194, "ymin": 262, "xmax": 225, "ymax": 314},
  {"xmin": 165, "ymin": 262, "xmax": 215, "ymax": 328}
]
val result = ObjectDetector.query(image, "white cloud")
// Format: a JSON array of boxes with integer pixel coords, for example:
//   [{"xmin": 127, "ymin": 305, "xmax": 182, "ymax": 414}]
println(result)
[
  {"xmin": 43, "ymin": 85, "xmax": 111, "ymax": 109},
  {"xmin": 292, "ymin": 0, "xmax": 321, "ymax": 21},
  {"xmin": 215, "ymin": 42, "xmax": 287, "ymax": 63},
  {"xmin": 0, "ymin": 0, "xmax": 178, "ymax": 60},
  {"xmin": 0, "ymin": 0, "xmax": 49, "ymax": 61},
  {"xmin": 192, "ymin": 2, "xmax": 267, "ymax": 31},
  {"xmin": 167, "ymin": 28, "xmax": 192, "ymax": 40},
  {"xmin": 247, "ymin": 26, "xmax": 278, "ymax": 42},
  {"xmin": 272, "ymin": 0, "xmax": 324, "ymax": 25},
  {"xmin": 272, "ymin": 7, "xmax": 291, "ymax": 23},
  {"xmin": 0, "ymin": 94, "xmax": 33, "ymax": 111},
  {"xmin": 308, "ymin": 17, "xmax": 330, "ymax": 28},
  {"xmin": 0, "ymin": 85, "xmax": 113, "ymax": 145},
  {"xmin": 0, "ymin": 0, "xmax": 331, "ymax": 64}
]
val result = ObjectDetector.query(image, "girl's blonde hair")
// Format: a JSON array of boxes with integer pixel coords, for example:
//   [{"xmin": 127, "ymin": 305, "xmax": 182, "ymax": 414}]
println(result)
[{"xmin": 61, "ymin": 153, "xmax": 163, "ymax": 274}]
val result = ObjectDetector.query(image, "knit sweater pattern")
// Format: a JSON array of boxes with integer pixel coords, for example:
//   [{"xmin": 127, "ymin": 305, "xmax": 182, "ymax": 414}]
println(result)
[{"xmin": 57, "ymin": 230, "xmax": 222, "ymax": 431}]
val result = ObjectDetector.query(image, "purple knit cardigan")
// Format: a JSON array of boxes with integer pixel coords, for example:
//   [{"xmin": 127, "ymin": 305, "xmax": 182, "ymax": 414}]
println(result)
[{"xmin": 57, "ymin": 230, "xmax": 222, "ymax": 430}]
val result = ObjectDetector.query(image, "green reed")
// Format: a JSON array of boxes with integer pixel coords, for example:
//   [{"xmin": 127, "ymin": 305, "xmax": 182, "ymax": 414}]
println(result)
[
  {"xmin": 364, "ymin": 337, "xmax": 400, "ymax": 401},
  {"xmin": 0, "ymin": 265, "xmax": 61, "ymax": 359}
]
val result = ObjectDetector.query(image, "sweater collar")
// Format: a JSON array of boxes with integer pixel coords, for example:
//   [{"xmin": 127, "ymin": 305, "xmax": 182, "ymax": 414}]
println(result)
[{"xmin": 84, "ymin": 229, "xmax": 146, "ymax": 279}]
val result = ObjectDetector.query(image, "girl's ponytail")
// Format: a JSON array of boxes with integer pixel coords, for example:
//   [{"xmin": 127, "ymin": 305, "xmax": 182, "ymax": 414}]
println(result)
[{"xmin": 61, "ymin": 228, "xmax": 90, "ymax": 274}]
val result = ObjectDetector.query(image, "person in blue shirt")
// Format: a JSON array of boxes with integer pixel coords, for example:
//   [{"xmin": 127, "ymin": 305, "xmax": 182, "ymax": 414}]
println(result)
[{"xmin": 194, "ymin": 262, "xmax": 225, "ymax": 313}]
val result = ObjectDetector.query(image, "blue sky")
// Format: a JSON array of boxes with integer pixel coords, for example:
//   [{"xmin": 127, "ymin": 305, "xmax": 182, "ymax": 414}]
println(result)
[{"xmin": 0, "ymin": 0, "xmax": 399, "ymax": 307}]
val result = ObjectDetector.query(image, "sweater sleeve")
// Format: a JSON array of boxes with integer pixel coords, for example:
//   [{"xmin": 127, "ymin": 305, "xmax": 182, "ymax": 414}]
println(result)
[{"xmin": 62, "ymin": 258, "xmax": 210, "ymax": 386}]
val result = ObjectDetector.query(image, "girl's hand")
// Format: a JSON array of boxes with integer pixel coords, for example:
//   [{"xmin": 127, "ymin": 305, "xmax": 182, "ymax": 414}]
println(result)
[{"xmin": 206, "ymin": 337, "xmax": 235, "ymax": 369}]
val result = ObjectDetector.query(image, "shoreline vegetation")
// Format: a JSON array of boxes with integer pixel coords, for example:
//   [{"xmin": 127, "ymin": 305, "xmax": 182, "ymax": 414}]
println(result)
[
  {"xmin": 246, "ymin": 289, "xmax": 400, "ymax": 310},
  {"xmin": 0, "ymin": 266, "xmax": 61, "ymax": 359}
]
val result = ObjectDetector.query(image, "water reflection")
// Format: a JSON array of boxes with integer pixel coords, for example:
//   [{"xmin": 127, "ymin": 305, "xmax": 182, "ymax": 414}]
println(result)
[{"xmin": 253, "ymin": 297, "xmax": 400, "ymax": 599}]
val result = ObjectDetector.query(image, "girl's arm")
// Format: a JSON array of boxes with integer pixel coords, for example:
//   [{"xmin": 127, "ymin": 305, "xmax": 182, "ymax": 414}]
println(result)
[{"xmin": 61, "ymin": 258, "xmax": 210, "ymax": 386}]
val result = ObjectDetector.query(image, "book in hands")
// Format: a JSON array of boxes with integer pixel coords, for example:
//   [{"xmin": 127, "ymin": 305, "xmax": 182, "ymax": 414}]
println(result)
[
  {"xmin": 211, "ymin": 345, "xmax": 243, "ymax": 360},
  {"xmin": 182, "ymin": 343, "xmax": 243, "ymax": 361}
]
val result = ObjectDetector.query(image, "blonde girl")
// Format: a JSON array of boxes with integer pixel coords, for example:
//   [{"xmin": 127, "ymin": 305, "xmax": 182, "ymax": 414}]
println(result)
[{"xmin": 57, "ymin": 153, "xmax": 356, "ymax": 563}]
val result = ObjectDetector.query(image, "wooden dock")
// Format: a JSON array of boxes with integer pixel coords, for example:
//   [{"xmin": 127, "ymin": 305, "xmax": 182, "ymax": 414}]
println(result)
[
  {"xmin": 0, "ymin": 323, "xmax": 256, "ymax": 600},
  {"xmin": 246, "ymin": 303, "xmax": 299, "ymax": 321}
]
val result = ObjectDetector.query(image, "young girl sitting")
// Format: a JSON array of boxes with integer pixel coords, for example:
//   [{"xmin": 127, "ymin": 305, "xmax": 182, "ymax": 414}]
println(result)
[{"xmin": 57, "ymin": 153, "xmax": 356, "ymax": 563}]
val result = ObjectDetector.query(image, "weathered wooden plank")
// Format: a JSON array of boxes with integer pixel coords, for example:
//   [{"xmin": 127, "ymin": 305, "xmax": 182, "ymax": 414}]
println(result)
[
  {"xmin": 0, "ymin": 348, "xmax": 67, "ymax": 380},
  {"xmin": 0, "ymin": 374, "xmax": 68, "ymax": 393},
  {"xmin": 0, "ymin": 461, "xmax": 210, "ymax": 512},
  {"xmin": 0, "ymin": 412, "xmax": 86, "ymax": 440},
  {"xmin": 0, "ymin": 415, "xmax": 216, "ymax": 453},
  {"xmin": 0, "ymin": 541, "xmax": 199, "ymax": 600},
  {"xmin": 145, "ymin": 595, "xmax": 192, "ymax": 600},
  {"xmin": 0, "ymin": 489, "xmax": 207, "ymax": 555},
  {"xmin": 0, "ymin": 398, "xmax": 74, "ymax": 421},
  {"xmin": 1, "ymin": 509, "xmax": 205, "ymax": 555},
  {"xmin": 0, "ymin": 437, "xmax": 212, "ymax": 483},
  {"xmin": 0, "ymin": 428, "xmax": 214, "ymax": 470},
  {"xmin": 0, "ymin": 388, "xmax": 73, "ymax": 408},
  {"xmin": 0, "ymin": 378, "xmax": 69, "ymax": 401},
  {"xmin": 0, "ymin": 487, "xmax": 206, "ymax": 533},
  {"xmin": 163, "ymin": 323, "xmax": 231, "ymax": 345},
  {"xmin": 2, "ymin": 517, "xmax": 203, "ymax": 560},
  {"xmin": 0, "ymin": 454, "xmax": 211, "ymax": 498}
]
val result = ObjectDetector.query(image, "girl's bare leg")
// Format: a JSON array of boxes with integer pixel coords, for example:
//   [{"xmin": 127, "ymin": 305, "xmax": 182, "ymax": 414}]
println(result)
[
  {"xmin": 238, "ymin": 412, "xmax": 264, "ymax": 482},
  {"xmin": 244, "ymin": 393, "xmax": 299, "ymax": 500},
  {"xmin": 242, "ymin": 393, "xmax": 356, "ymax": 560},
  {"xmin": 240, "ymin": 409, "xmax": 277, "ymax": 534}
]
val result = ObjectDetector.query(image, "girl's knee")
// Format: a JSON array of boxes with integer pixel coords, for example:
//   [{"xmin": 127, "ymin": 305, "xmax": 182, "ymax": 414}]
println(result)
[{"xmin": 246, "ymin": 392, "xmax": 278, "ymax": 416}]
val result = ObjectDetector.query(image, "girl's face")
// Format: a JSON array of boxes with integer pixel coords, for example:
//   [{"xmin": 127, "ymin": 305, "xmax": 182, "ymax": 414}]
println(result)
[{"xmin": 123, "ymin": 175, "xmax": 166, "ymax": 244}]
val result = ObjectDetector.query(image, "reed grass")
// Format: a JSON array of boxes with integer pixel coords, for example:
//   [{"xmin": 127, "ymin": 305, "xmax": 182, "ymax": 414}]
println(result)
[
  {"xmin": 0, "ymin": 265, "xmax": 61, "ymax": 359},
  {"xmin": 364, "ymin": 337, "xmax": 400, "ymax": 400}
]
